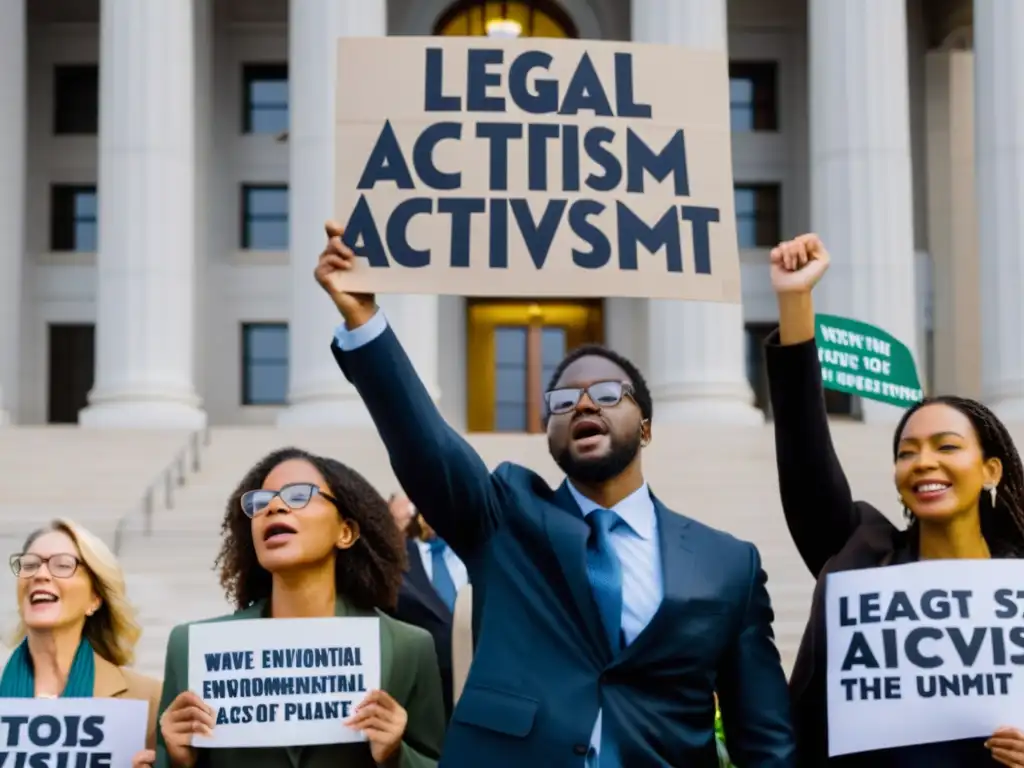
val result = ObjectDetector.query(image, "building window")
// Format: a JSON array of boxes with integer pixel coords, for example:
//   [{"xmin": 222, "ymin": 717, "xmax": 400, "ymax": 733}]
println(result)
[
  {"xmin": 243, "ymin": 64, "xmax": 288, "ymax": 135},
  {"xmin": 241, "ymin": 185, "xmax": 289, "ymax": 250},
  {"xmin": 490, "ymin": 326, "xmax": 567, "ymax": 431},
  {"xmin": 494, "ymin": 327, "xmax": 529, "ymax": 431},
  {"xmin": 242, "ymin": 323, "xmax": 289, "ymax": 405},
  {"xmin": 54, "ymin": 65, "xmax": 99, "ymax": 135},
  {"xmin": 51, "ymin": 185, "xmax": 98, "ymax": 252},
  {"xmin": 729, "ymin": 62, "xmax": 777, "ymax": 132},
  {"xmin": 735, "ymin": 184, "xmax": 781, "ymax": 248}
]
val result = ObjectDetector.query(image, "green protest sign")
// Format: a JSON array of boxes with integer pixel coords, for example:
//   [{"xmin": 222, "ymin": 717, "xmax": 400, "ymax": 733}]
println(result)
[{"xmin": 815, "ymin": 314, "xmax": 923, "ymax": 408}]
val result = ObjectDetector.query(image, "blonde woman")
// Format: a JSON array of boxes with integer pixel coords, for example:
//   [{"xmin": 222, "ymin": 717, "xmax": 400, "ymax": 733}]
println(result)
[{"xmin": 0, "ymin": 519, "xmax": 161, "ymax": 758}]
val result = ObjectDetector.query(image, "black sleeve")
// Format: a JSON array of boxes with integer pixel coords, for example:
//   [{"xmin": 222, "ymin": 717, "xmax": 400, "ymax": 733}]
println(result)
[{"xmin": 765, "ymin": 331, "xmax": 862, "ymax": 577}]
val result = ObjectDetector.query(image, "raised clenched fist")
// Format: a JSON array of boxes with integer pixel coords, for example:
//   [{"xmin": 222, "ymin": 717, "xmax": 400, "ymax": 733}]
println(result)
[
  {"xmin": 769, "ymin": 234, "xmax": 830, "ymax": 295},
  {"xmin": 314, "ymin": 221, "xmax": 376, "ymax": 328}
]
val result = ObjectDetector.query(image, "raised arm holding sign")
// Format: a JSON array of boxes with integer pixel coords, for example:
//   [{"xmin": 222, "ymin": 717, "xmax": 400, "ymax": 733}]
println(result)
[
  {"xmin": 764, "ymin": 234, "xmax": 1024, "ymax": 766},
  {"xmin": 317, "ymin": 219, "xmax": 795, "ymax": 767}
]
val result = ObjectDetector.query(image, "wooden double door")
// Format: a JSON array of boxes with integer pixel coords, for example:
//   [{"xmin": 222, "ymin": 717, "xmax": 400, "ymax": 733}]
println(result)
[{"xmin": 466, "ymin": 300, "xmax": 604, "ymax": 433}]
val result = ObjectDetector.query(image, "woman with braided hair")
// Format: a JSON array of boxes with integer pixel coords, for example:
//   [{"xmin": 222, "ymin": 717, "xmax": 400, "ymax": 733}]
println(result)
[{"xmin": 766, "ymin": 233, "xmax": 1024, "ymax": 768}]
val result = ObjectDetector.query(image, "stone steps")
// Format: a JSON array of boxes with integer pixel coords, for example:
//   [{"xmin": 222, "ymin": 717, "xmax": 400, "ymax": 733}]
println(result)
[{"xmin": 6, "ymin": 421, "xmax": 1023, "ymax": 679}]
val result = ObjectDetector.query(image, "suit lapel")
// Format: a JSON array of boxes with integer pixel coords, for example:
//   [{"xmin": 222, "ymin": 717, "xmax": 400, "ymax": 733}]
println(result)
[
  {"xmin": 651, "ymin": 498, "xmax": 697, "ymax": 607},
  {"xmin": 613, "ymin": 498, "xmax": 695, "ymax": 666},
  {"xmin": 543, "ymin": 481, "xmax": 608, "ymax": 657},
  {"xmin": 91, "ymin": 653, "xmax": 128, "ymax": 698}
]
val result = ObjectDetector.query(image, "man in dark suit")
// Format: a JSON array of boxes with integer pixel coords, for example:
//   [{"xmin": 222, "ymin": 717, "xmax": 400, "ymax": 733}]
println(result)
[
  {"xmin": 315, "ymin": 222, "xmax": 795, "ymax": 767},
  {"xmin": 388, "ymin": 493, "xmax": 468, "ymax": 720}
]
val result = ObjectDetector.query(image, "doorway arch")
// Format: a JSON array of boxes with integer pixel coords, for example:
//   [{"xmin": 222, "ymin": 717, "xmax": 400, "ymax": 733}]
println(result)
[
  {"xmin": 434, "ymin": 0, "xmax": 578, "ymax": 38},
  {"xmin": 397, "ymin": 0, "xmax": 603, "ymax": 40}
]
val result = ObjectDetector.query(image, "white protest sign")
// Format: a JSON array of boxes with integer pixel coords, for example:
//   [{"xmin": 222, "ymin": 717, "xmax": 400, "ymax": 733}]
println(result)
[
  {"xmin": 826, "ymin": 559, "xmax": 1024, "ymax": 756},
  {"xmin": 0, "ymin": 697, "xmax": 147, "ymax": 767},
  {"xmin": 188, "ymin": 617, "xmax": 381, "ymax": 748}
]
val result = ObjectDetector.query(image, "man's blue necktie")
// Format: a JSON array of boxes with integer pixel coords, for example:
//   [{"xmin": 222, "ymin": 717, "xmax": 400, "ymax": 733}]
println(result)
[
  {"xmin": 429, "ymin": 537, "xmax": 457, "ymax": 612},
  {"xmin": 586, "ymin": 508, "xmax": 623, "ymax": 653},
  {"xmin": 585, "ymin": 508, "xmax": 623, "ymax": 768}
]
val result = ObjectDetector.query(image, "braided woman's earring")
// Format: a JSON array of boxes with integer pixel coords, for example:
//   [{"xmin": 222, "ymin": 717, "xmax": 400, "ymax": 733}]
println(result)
[{"xmin": 984, "ymin": 483, "xmax": 998, "ymax": 506}]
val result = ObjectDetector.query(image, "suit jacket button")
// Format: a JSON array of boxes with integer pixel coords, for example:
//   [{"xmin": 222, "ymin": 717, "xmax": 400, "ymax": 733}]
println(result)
[{"xmin": 573, "ymin": 744, "xmax": 589, "ymax": 756}]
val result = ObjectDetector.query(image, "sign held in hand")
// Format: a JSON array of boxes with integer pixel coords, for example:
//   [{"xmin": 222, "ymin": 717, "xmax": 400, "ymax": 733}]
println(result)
[
  {"xmin": 334, "ymin": 36, "xmax": 742, "ymax": 302},
  {"xmin": 815, "ymin": 314, "xmax": 923, "ymax": 407},
  {"xmin": 826, "ymin": 560, "xmax": 1024, "ymax": 755},
  {"xmin": 0, "ymin": 698, "xmax": 148, "ymax": 767},
  {"xmin": 188, "ymin": 617, "xmax": 382, "ymax": 749}
]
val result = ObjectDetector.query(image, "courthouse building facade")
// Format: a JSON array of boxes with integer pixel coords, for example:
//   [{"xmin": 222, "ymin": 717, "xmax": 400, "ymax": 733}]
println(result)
[{"xmin": 0, "ymin": 0, "xmax": 1019, "ymax": 430}]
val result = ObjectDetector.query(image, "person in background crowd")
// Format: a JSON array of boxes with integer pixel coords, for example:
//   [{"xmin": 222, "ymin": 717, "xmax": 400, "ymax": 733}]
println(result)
[
  {"xmin": 767, "ymin": 233, "xmax": 1024, "ymax": 768},
  {"xmin": 391, "ymin": 494, "xmax": 469, "ymax": 612},
  {"xmin": 0, "ymin": 519, "xmax": 161, "ymax": 763},
  {"xmin": 149, "ymin": 448, "xmax": 444, "ymax": 768},
  {"xmin": 388, "ymin": 492, "xmax": 468, "ymax": 721},
  {"xmin": 315, "ymin": 221, "xmax": 795, "ymax": 767}
]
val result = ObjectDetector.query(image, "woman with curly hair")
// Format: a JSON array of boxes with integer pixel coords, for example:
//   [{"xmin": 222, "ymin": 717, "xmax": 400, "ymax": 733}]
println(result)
[
  {"xmin": 0, "ymin": 519, "xmax": 161, "ymax": 758},
  {"xmin": 149, "ymin": 447, "xmax": 444, "ymax": 768}
]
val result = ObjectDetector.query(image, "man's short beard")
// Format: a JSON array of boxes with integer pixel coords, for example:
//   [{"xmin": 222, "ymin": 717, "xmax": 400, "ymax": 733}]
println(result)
[{"xmin": 551, "ymin": 431, "xmax": 642, "ymax": 485}]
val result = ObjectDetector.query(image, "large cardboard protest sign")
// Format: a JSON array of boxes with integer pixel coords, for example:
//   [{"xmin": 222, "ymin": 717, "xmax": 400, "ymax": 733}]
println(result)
[
  {"xmin": 0, "ymin": 697, "xmax": 148, "ymax": 767},
  {"xmin": 335, "ymin": 37, "xmax": 741, "ymax": 301},
  {"xmin": 189, "ymin": 617, "xmax": 381, "ymax": 748},
  {"xmin": 826, "ymin": 560, "xmax": 1024, "ymax": 756}
]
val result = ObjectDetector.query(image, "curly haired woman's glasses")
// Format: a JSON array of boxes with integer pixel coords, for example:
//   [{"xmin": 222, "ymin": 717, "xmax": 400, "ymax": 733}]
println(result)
[{"xmin": 240, "ymin": 482, "xmax": 338, "ymax": 518}]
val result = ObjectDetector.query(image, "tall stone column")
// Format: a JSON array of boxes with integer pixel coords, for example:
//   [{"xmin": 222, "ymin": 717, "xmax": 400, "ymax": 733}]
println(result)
[
  {"xmin": 377, "ymin": 294, "xmax": 441, "ymax": 402},
  {"xmin": 633, "ymin": 0, "xmax": 762, "ymax": 425},
  {"xmin": 974, "ymin": 0, "xmax": 1024, "ymax": 420},
  {"xmin": 0, "ymin": 0, "xmax": 25, "ymax": 426},
  {"xmin": 808, "ymin": 0, "xmax": 918, "ymax": 424},
  {"xmin": 925, "ymin": 50, "xmax": 979, "ymax": 399},
  {"xmin": 80, "ymin": 0, "xmax": 206, "ymax": 428},
  {"xmin": 280, "ymin": 0, "xmax": 441, "ymax": 426}
]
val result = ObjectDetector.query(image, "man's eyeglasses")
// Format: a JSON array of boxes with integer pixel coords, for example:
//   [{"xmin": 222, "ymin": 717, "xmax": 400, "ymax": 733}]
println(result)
[
  {"xmin": 10, "ymin": 553, "xmax": 81, "ymax": 579},
  {"xmin": 544, "ymin": 381, "xmax": 636, "ymax": 415},
  {"xmin": 240, "ymin": 483, "xmax": 338, "ymax": 519}
]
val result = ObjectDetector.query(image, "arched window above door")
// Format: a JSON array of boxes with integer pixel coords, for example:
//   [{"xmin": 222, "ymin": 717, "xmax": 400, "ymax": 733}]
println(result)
[{"xmin": 434, "ymin": 0, "xmax": 578, "ymax": 39}]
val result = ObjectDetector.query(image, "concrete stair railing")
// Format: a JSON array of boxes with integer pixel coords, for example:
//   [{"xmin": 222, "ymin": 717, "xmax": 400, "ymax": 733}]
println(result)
[{"xmin": 0, "ymin": 428, "xmax": 209, "ymax": 661}]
